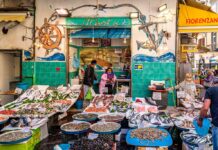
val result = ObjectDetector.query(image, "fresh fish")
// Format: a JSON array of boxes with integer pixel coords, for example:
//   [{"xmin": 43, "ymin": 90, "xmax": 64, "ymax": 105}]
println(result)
[
  {"xmin": 142, "ymin": 114, "xmax": 150, "ymax": 122},
  {"xmin": 181, "ymin": 131, "xmax": 212, "ymax": 145}
]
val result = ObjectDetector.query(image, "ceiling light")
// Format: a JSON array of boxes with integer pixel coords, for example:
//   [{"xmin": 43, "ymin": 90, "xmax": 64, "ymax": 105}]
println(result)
[
  {"xmin": 92, "ymin": 37, "xmax": 95, "ymax": 43},
  {"xmin": 55, "ymin": 8, "xmax": 71, "ymax": 17},
  {"xmin": 158, "ymin": 4, "xmax": 167, "ymax": 12},
  {"xmin": 129, "ymin": 12, "xmax": 139, "ymax": 19},
  {"xmin": 123, "ymin": 38, "xmax": 127, "ymax": 44}
]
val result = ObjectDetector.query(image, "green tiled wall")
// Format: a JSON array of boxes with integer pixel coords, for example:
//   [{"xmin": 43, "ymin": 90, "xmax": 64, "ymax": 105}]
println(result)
[
  {"xmin": 22, "ymin": 62, "xmax": 34, "ymax": 77},
  {"xmin": 22, "ymin": 62, "xmax": 66, "ymax": 87},
  {"xmin": 69, "ymin": 71, "xmax": 78, "ymax": 79},
  {"xmin": 22, "ymin": 62, "xmax": 34, "ymax": 86},
  {"xmin": 132, "ymin": 62, "xmax": 176, "ymax": 106}
]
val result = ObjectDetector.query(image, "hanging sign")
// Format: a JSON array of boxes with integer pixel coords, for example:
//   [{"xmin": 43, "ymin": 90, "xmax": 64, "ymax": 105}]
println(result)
[{"xmin": 179, "ymin": 4, "xmax": 218, "ymax": 27}]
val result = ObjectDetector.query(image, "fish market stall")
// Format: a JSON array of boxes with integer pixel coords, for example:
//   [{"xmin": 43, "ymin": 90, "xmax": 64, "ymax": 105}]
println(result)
[
  {"xmin": 0, "ymin": 84, "xmax": 82, "ymax": 149},
  {"xmin": 0, "ymin": 85, "xmax": 81, "ymax": 117},
  {"xmin": 28, "ymin": 93, "xmax": 211, "ymax": 149}
]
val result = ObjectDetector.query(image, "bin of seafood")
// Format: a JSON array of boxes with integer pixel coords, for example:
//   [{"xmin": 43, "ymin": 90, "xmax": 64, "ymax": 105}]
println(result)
[
  {"xmin": 90, "ymin": 122, "xmax": 121, "ymax": 134},
  {"xmin": 180, "ymin": 130, "xmax": 212, "ymax": 147},
  {"xmin": 109, "ymin": 100, "xmax": 132, "ymax": 113},
  {"xmin": 174, "ymin": 118, "xmax": 194, "ymax": 130},
  {"xmin": 0, "ymin": 130, "xmax": 32, "ymax": 144},
  {"xmin": 60, "ymin": 121, "xmax": 91, "ymax": 134},
  {"xmin": 92, "ymin": 95, "xmax": 114, "ymax": 108},
  {"xmin": 113, "ymin": 93, "xmax": 126, "ymax": 102},
  {"xmin": 0, "ymin": 85, "xmax": 81, "ymax": 118},
  {"xmin": 98, "ymin": 113, "xmax": 124, "ymax": 122},
  {"xmin": 141, "ymin": 112, "xmax": 174, "ymax": 128},
  {"xmin": 126, "ymin": 127, "xmax": 173, "ymax": 147},
  {"xmin": 72, "ymin": 113, "xmax": 98, "ymax": 122},
  {"xmin": 126, "ymin": 110, "xmax": 173, "ymax": 128},
  {"xmin": 84, "ymin": 106, "xmax": 109, "ymax": 113}
]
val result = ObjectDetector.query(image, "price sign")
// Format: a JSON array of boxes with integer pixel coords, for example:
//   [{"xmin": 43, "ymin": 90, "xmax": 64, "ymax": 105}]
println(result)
[{"xmin": 134, "ymin": 64, "xmax": 143, "ymax": 70}]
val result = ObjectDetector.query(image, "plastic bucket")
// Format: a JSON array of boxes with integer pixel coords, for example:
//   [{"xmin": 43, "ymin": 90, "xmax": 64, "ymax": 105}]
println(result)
[
  {"xmin": 75, "ymin": 100, "xmax": 83, "ymax": 109},
  {"xmin": 16, "ymin": 82, "xmax": 29, "ymax": 91}
]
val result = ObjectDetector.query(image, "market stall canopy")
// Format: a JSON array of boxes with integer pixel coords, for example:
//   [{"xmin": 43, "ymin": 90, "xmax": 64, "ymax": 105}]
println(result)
[
  {"xmin": 70, "ymin": 28, "xmax": 131, "ymax": 39},
  {"xmin": 178, "ymin": 4, "xmax": 218, "ymax": 33},
  {"xmin": 182, "ymin": 0, "xmax": 213, "ymax": 12},
  {"xmin": 0, "ymin": 13, "xmax": 26, "ymax": 22}
]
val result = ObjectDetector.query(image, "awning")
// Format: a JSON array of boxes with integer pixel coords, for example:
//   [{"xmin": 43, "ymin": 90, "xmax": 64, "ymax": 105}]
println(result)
[
  {"xmin": 70, "ymin": 29, "xmax": 108, "ymax": 38},
  {"xmin": 108, "ymin": 28, "xmax": 131, "ymax": 38},
  {"xmin": 0, "ymin": 13, "xmax": 26, "ymax": 22},
  {"xmin": 178, "ymin": 4, "xmax": 218, "ymax": 33},
  {"xmin": 70, "ymin": 28, "xmax": 131, "ymax": 39}
]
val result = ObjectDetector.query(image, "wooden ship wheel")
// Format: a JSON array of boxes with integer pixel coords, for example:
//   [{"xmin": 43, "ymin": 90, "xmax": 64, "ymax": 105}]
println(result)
[{"xmin": 36, "ymin": 18, "xmax": 62, "ymax": 50}]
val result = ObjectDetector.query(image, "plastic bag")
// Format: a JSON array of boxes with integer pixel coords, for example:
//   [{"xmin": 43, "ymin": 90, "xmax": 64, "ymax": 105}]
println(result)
[
  {"xmin": 85, "ymin": 87, "xmax": 94, "ymax": 101},
  {"xmin": 72, "ymin": 54, "xmax": 80, "ymax": 69}
]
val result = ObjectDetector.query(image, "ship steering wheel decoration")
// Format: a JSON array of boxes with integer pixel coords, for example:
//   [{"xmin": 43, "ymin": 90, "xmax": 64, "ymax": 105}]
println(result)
[{"xmin": 36, "ymin": 18, "xmax": 62, "ymax": 51}]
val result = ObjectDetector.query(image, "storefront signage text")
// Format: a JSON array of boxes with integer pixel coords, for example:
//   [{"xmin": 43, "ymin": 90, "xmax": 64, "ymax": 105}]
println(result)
[
  {"xmin": 186, "ymin": 18, "xmax": 218, "ymax": 24},
  {"xmin": 66, "ymin": 17, "xmax": 131, "ymax": 27}
]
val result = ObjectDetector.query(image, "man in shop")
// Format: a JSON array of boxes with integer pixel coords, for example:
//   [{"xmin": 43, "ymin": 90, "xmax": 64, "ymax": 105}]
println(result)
[
  {"xmin": 83, "ymin": 60, "xmax": 97, "ymax": 97},
  {"xmin": 198, "ymin": 86, "xmax": 218, "ymax": 150}
]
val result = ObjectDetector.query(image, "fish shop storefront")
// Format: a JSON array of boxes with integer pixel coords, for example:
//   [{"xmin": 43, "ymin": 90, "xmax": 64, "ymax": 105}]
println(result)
[{"xmin": 23, "ymin": 0, "xmax": 177, "ymax": 106}]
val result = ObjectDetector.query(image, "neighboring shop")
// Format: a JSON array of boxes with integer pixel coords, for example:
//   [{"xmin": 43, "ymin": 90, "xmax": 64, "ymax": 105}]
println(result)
[{"xmin": 178, "ymin": 3, "xmax": 218, "ymax": 82}]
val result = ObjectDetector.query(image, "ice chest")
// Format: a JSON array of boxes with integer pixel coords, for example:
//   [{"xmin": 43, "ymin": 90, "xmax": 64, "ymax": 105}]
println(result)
[{"xmin": 0, "ymin": 128, "xmax": 41, "ymax": 150}]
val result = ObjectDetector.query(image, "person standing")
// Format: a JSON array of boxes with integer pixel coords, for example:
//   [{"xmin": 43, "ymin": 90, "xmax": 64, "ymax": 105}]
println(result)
[
  {"xmin": 204, "ymin": 70, "xmax": 215, "ymax": 89},
  {"xmin": 83, "ymin": 60, "xmax": 97, "ymax": 97},
  {"xmin": 198, "ymin": 86, "xmax": 218, "ymax": 150},
  {"xmin": 99, "ymin": 68, "xmax": 116, "ymax": 94},
  {"xmin": 199, "ymin": 55, "xmax": 205, "ymax": 74}
]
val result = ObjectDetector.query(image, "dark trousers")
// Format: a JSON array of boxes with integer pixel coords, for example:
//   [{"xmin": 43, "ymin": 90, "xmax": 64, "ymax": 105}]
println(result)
[{"xmin": 105, "ymin": 84, "xmax": 113, "ymax": 94}]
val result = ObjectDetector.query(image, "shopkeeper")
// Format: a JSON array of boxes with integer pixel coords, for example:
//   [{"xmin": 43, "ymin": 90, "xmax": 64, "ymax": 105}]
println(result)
[
  {"xmin": 168, "ymin": 73, "xmax": 197, "ymax": 106},
  {"xmin": 99, "ymin": 68, "xmax": 116, "ymax": 94},
  {"xmin": 83, "ymin": 60, "xmax": 97, "ymax": 96}
]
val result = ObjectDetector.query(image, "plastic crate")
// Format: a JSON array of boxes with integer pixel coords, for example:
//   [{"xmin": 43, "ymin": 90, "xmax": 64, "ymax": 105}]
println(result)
[{"xmin": 0, "ymin": 128, "xmax": 41, "ymax": 150}]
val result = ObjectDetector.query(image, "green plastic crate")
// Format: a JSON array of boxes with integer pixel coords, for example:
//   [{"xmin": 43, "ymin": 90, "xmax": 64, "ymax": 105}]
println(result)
[{"xmin": 0, "ymin": 128, "xmax": 41, "ymax": 150}]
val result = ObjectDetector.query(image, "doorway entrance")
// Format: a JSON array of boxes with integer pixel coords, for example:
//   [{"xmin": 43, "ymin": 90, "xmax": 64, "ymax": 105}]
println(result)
[{"xmin": 0, "ymin": 50, "xmax": 22, "ymax": 91}]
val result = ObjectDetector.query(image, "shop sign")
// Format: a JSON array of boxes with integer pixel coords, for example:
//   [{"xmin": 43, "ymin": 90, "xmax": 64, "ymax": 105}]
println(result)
[
  {"xmin": 179, "ymin": 4, "xmax": 218, "ymax": 27},
  {"xmin": 134, "ymin": 64, "xmax": 143, "ymax": 70},
  {"xmin": 66, "ymin": 17, "xmax": 131, "ymax": 27}
]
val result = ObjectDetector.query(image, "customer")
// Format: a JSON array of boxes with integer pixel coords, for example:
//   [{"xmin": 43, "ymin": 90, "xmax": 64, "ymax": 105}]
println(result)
[
  {"xmin": 99, "ymin": 68, "xmax": 116, "ymax": 94},
  {"xmin": 198, "ymin": 86, "xmax": 218, "ymax": 150},
  {"xmin": 204, "ymin": 70, "xmax": 215, "ymax": 89},
  {"xmin": 83, "ymin": 60, "xmax": 97, "ymax": 97}
]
